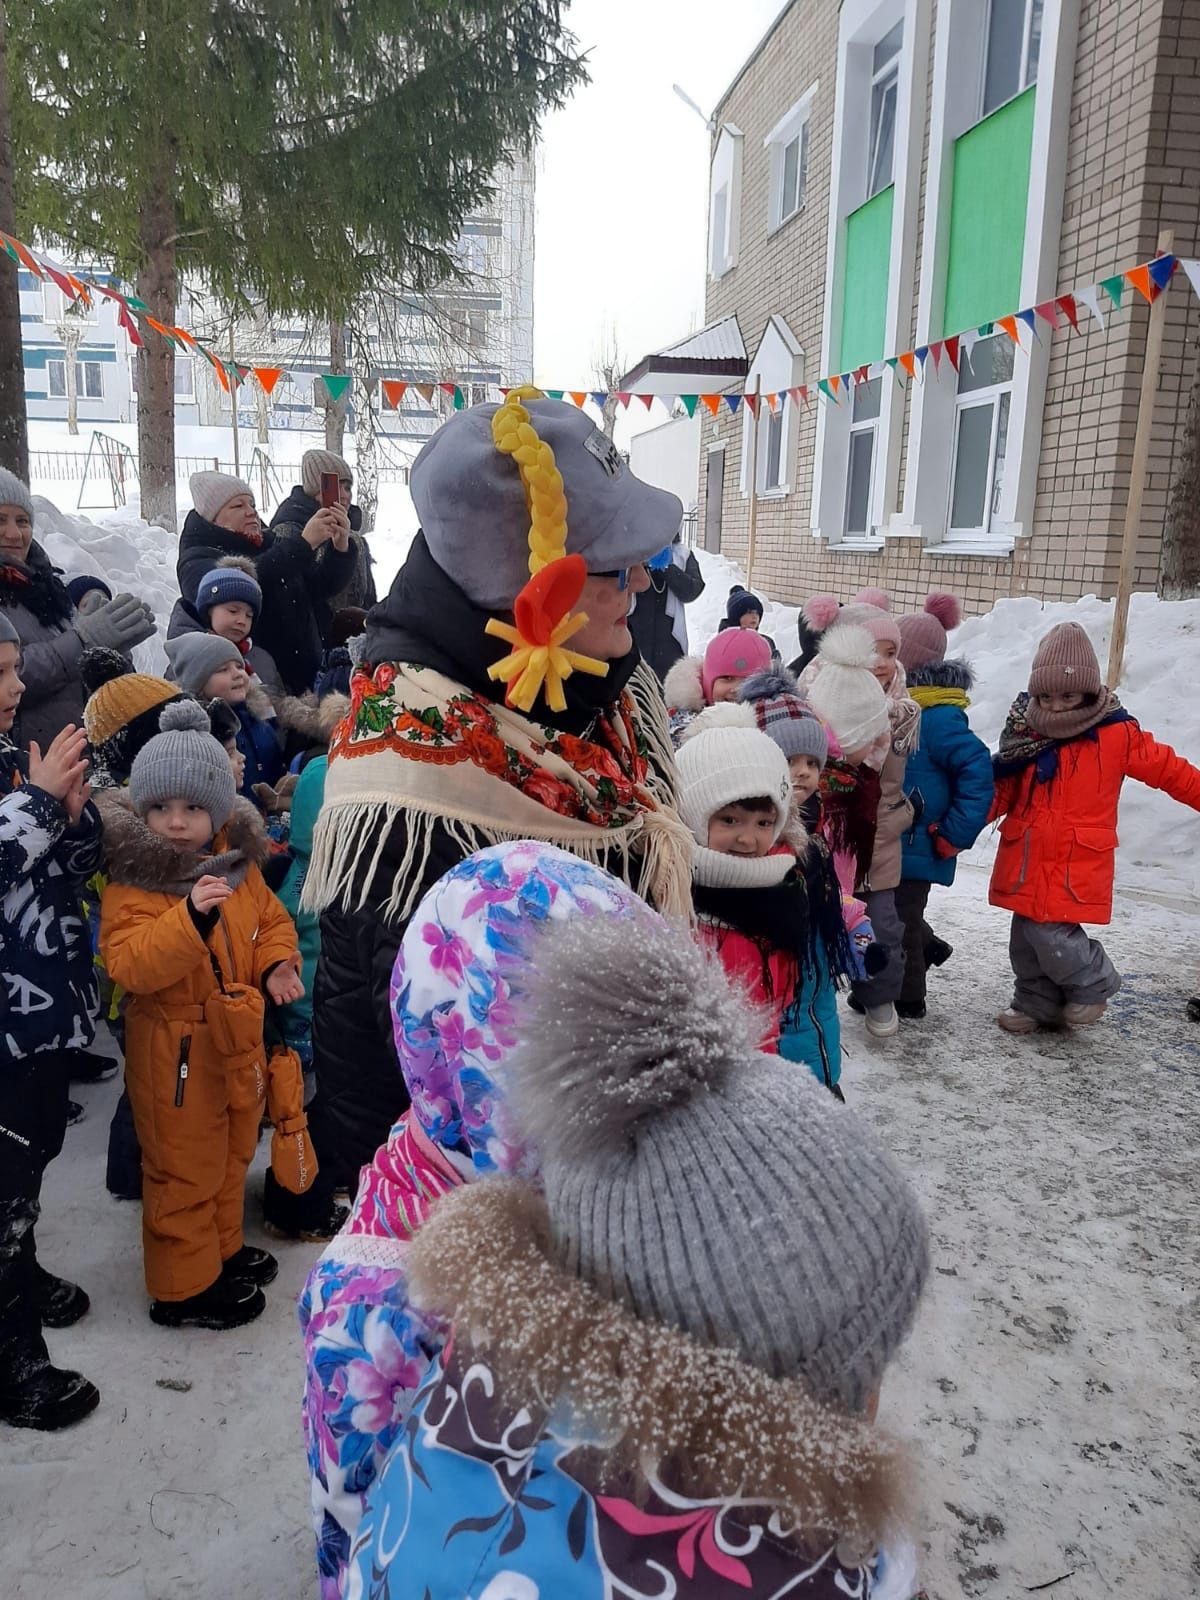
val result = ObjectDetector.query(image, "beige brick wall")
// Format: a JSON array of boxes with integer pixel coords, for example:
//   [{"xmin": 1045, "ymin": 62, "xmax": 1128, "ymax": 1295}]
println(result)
[{"xmin": 697, "ymin": 0, "xmax": 1197, "ymax": 635}]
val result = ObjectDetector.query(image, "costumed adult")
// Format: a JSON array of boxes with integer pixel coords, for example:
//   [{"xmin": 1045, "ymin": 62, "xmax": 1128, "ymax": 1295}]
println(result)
[
  {"xmin": 0, "ymin": 471, "xmax": 156, "ymax": 752},
  {"xmin": 269, "ymin": 449, "xmax": 376, "ymax": 617},
  {"xmin": 627, "ymin": 530, "xmax": 705, "ymax": 682},
  {"xmin": 278, "ymin": 388, "xmax": 692, "ymax": 1237}
]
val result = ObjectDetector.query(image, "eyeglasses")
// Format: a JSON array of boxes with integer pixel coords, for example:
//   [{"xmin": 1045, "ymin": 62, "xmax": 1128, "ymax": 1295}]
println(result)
[{"xmin": 591, "ymin": 564, "xmax": 648, "ymax": 591}]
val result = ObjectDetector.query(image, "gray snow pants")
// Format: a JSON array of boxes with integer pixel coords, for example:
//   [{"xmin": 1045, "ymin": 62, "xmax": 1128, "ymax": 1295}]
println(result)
[
  {"xmin": 1008, "ymin": 915, "xmax": 1121, "ymax": 1022},
  {"xmin": 851, "ymin": 887, "xmax": 905, "ymax": 1008}
]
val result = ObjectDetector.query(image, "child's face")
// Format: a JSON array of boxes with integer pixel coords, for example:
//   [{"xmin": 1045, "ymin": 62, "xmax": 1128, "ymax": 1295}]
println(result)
[
  {"xmin": 710, "ymin": 673, "xmax": 747, "ymax": 704},
  {"xmin": 707, "ymin": 802, "xmax": 779, "ymax": 858},
  {"xmin": 0, "ymin": 503, "xmax": 34, "ymax": 564},
  {"xmin": 0, "ymin": 642, "xmax": 25, "ymax": 732},
  {"xmin": 202, "ymin": 661, "xmax": 249, "ymax": 705},
  {"xmin": 145, "ymin": 798, "xmax": 214, "ymax": 852},
  {"xmin": 209, "ymin": 601, "xmax": 254, "ymax": 644},
  {"xmin": 871, "ymin": 641, "xmax": 898, "ymax": 688},
  {"xmin": 738, "ymin": 611, "xmax": 761, "ymax": 631},
  {"xmin": 76, "ymin": 587, "xmax": 109, "ymax": 617},
  {"xmin": 225, "ymin": 741, "xmax": 246, "ymax": 787},
  {"xmin": 1036, "ymin": 690, "xmax": 1086, "ymax": 713},
  {"xmin": 788, "ymin": 754, "xmax": 822, "ymax": 802}
]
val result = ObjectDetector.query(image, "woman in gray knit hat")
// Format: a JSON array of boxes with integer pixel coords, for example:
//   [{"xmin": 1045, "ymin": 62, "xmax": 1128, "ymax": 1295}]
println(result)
[{"xmin": 347, "ymin": 908, "xmax": 930, "ymax": 1600}]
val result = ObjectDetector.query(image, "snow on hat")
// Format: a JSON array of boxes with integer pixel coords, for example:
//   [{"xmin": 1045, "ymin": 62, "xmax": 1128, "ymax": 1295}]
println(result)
[
  {"xmin": 806, "ymin": 624, "xmax": 890, "ymax": 755},
  {"xmin": 738, "ymin": 668, "xmax": 829, "ymax": 767},
  {"xmin": 412, "ymin": 395, "xmax": 682, "ymax": 613},
  {"xmin": 129, "ymin": 700, "xmax": 237, "ymax": 832},
  {"xmin": 66, "ymin": 574, "xmax": 113, "ymax": 610},
  {"xmin": 189, "ymin": 470, "xmax": 254, "ymax": 525},
  {"xmin": 836, "ymin": 601, "xmax": 901, "ymax": 652},
  {"xmin": 301, "ymin": 449, "xmax": 353, "ymax": 497},
  {"xmin": 700, "ymin": 627, "xmax": 773, "ymax": 704},
  {"xmin": 164, "ymin": 631, "xmax": 244, "ymax": 696},
  {"xmin": 196, "ymin": 559, "xmax": 262, "ymax": 620},
  {"xmin": 674, "ymin": 705, "xmax": 793, "ymax": 846},
  {"xmin": 1028, "ymin": 621, "xmax": 1102, "ymax": 699},
  {"xmin": 490, "ymin": 910, "xmax": 929, "ymax": 1411},
  {"xmin": 724, "ymin": 585, "xmax": 764, "ymax": 626},
  {"xmin": 0, "ymin": 468, "xmax": 33, "ymax": 522},
  {"xmin": 897, "ymin": 592, "xmax": 962, "ymax": 673}
]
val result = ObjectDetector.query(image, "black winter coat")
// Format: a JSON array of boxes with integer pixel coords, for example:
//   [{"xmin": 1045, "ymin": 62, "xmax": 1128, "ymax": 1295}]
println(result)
[
  {"xmin": 253, "ymin": 519, "xmax": 358, "ymax": 696},
  {"xmin": 628, "ymin": 546, "xmax": 705, "ymax": 682},
  {"xmin": 312, "ymin": 534, "xmax": 658, "ymax": 1189},
  {"xmin": 269, "ymin": 485, "xmax": 375, "ymax": 615},
  {"xmin": 175, "ymin": 509, "xmax": 274, "ymax": 608}
]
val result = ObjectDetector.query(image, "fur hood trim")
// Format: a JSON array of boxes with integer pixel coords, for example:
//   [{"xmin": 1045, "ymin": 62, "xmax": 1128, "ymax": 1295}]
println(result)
[
  {"xmin": 410, "ymin": 1181, "xmax": 914, "ymax": 1557},
  {"xmin": 663, "ymin": 654, "xmax": 704, "ymax": 714},
  {"xmin": 272, "ymin": 689, "xmax": 350, "ymax": 742},
  {"xmin": 98, "ymin": 789, "xmax": 268, "ymax": 894},
  {"xmin": 905, "ymin": 657, "xmax": 973, "ymax": 692},
  {"xmin": 245, "ymin": 680, "xmax": 276, "ymax": 723}
]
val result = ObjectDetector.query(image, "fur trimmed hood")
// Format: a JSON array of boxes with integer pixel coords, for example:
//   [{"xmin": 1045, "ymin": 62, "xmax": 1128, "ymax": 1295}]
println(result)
[
  {"xmin": 271, "ymin": 688, "xmax": 350, "ymax": 742},
  {"xmin": 98, "ymin": 788, "xmax": 269, "ymax": 895},
  {"xmin": 409, "ymin": 1180, "xmax": 914, "ymax": 1557},
  {"xmin": 663, "ymin": 653, "xmax": 705, "ymax": 714},
  {"xmin": 906, "ymin": 657, "xmax": 973, "ymax": 693}
]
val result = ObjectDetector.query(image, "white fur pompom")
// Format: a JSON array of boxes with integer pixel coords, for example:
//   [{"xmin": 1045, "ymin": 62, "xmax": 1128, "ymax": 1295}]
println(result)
[
  {"xmin": 678, "ymin": 702, "xmax": 757, "ymax": 743},
  {"xmin": 815, "ymin": 622, "xmax": 878, "ymax": 671}
]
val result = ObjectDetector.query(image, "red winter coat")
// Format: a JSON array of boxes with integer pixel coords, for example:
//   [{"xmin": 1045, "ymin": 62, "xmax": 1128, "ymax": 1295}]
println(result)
[{"xmin": 989, "ymin": 719, "xmax": 1200, "ymax": 925}]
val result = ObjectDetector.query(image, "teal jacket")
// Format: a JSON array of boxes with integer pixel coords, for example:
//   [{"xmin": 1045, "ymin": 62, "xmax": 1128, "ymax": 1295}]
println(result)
[{"xmin": 278, "ymin": 755, "xmax": 326, "ymax": 1048}]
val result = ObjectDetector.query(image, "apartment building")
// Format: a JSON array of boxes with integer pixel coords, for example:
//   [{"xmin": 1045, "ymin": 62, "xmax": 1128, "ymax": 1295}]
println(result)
[{"xmin": 695, "ymin": 0, "xmax": 1200, "ymax": 615}]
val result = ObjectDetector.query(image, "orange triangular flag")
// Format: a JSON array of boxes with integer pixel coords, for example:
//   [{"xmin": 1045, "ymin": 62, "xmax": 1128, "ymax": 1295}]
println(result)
[
  {"xmin": 701, "ymin": 394, "xmax": 721, "ymax": 418},
  {"xmin": 765, "ymin": 392, "xmax": 779, "ymax": 413},
  {"xmin": 898, "ymin": 352, "xmax": 916, "ymax": 379},
  {"xmin": 1, "ymin": 234, "xmax": 45, "ymax": 278},
  {"xmin": 997, "ymin": 314, "xmax": 1020, "ymax": 345},
  {"xmin": 171, "ymin": 326, "xmax": 198, "ymax": 348},
  {"xmin": 380, "ymin": 379, "xmax": 408, "ymax": 409},
  {"xmin": 828, "ymin": 374, "xmax": 841, "ymax": 397},
  {"xmin": 413, "ymin": 383, "xmax": 436, "ymax": 404},
  {"xmin": 1125, "ymin": 264, "xmax": 1154, "ymax": 304},
  {"xmin": 569, "ymin": 391, "xmax": 588, "ymax": 408},
  {"xmin": 254, "ymin": 367, "xmax": 285, "ymax": 397}
]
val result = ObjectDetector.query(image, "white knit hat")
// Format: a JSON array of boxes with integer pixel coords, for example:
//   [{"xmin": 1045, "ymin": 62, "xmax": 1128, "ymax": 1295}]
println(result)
[
  {"xmin": 189, "ymin": 470, "xmax": 254, "ymax": 524},
  {"xmin": 806, "ymin": 624, "xmax": 890, "ymax": 755},
  {"xmin": 674, "ymin": 705, "xmax": 793, "ymax": 846}
]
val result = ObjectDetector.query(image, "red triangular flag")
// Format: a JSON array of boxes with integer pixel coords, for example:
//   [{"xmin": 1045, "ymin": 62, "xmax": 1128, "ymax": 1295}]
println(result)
[
  {"xmin": 997, "ymin": 314, "xmax": 1020, "ymax": 345},
  {"xmin": 438, "ymin": 382, "xmax": 457, "ymax": 398},
  {"xmin": 569, "ymin": 391, "xmax": 587, "ymax": 408},
  {"xmin": 117, "ymin": 301, "xmax": 143, "ymax": 348},
  {"xmin": 616, "ymin": 392, "xmax": 632, "ymax": 409},
  {"xmin": 798, "ymin": 385, "xmax": 810, "ymax": 406},
  {"xmin": 1125, "ymin": 264, "xmax": 1154, "ymax": 304},
  {"xmin": 786, "ymin": 387, "xmax": 801, "ymax": 405},
  {"xmin": 744, "ymin": 393, "xmax": 759, "ymax": 415},
  {"xmin": 701, "ymin": 394, "xmax": 721, "ymax": 417},
  {"xmin": 1034, "ymin": 300, "xmax": 1060, "ymax": 330},
  {"xmin": 944, "ymin": 335, "xmax": 960, "ymax": 372},
  {"xmin": 254, "ymin": 367, "xmax": 285, "ymax": 397},
  {"xmin": 638, "ymin": 393, "xmax": 655, "ymax": 410},
  {"xmin": 42, "ymin": 263, "xmax": 77, "ymax": 299},
  {"xmin": 898, "ymin": 352, "xmax": 916, "ymax": 379},
  {"xmin": 855, "ymin": 365, "xmax": 870, "ymax": 385},
  {"xmin": 1056, "ymin": 295, "xmax": 1079, "ymax": 332},
  {"xmin": 381, "ymin": 379, "xmax": 408, "ymax": 410},
  {"xmin": 929, "ymin": 341, "xmax": 944, "ymax": 373}
]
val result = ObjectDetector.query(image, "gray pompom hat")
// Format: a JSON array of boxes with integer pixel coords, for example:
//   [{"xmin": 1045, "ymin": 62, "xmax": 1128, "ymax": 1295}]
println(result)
[
  {"xmin": 129, "ymin": 700, "xmax": 237, "ymax": 832},
  {"xmin": 0, "ymin": 468, "xmax": 34, "ymax": 522},
  {"xmin": 509, "ymin": 913, "xmax": 930, "ymax": 1414}
]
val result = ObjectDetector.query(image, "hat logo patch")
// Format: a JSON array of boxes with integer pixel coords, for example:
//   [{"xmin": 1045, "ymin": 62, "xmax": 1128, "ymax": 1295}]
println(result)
[{"xmin": 583, "ymin": 428, "xmax": 625, "ymax": 479}]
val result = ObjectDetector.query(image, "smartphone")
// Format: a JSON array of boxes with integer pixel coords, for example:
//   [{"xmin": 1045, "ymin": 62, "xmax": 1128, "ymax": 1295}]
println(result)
[{"xmin": 320, "ymin": 471, "xmax": 340, "ymax": 509}]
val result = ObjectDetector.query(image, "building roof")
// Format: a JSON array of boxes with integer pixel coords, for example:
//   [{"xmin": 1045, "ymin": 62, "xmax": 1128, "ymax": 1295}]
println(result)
[{"xmin": 619, "ymin": 315, "xmax": 748, "ymax": 393}]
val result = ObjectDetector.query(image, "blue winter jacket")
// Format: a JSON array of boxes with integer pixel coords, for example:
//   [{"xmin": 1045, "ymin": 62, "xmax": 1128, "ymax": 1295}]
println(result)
[
  {"xmin": 899, "ymin": 660, "xmax": 994, "ymax": 887},
  {"xmin": 234, "ymin": 698, "xmax": 284, "ymax": 801}
]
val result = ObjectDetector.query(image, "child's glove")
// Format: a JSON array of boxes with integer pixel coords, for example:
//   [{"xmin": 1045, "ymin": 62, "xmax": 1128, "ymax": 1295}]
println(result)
[{"xmin": 928, "ymin": 824, "xmax": 963, "ymax": 861}]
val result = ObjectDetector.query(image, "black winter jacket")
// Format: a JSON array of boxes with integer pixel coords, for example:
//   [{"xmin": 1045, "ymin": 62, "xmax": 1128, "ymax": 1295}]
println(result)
[
  {"xmin": 628, "ymin": 546, "xmax": 705, "ymax": 683},
  {"xmin": 253, "ymin": 517, "xmax": 358, "ymax": 696},
  {"xmin": 269, "ymin": 486, "xmax": 375, "ymax": 615},
  {"xmin": 312, "ymin": 534, "xmax": 657, "ymax": 1188},
  {"xmin": 175, "ymin": 509, "xmax": 274, "ymax": 608}
]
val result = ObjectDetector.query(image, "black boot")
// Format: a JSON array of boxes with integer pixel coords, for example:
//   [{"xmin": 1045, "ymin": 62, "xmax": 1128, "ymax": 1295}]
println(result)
[
  {"xmin": 262, "ymin": 1168, "xmax": 349, "ymax": 1244},
  {"xmin": 896, "ymin": 999, "xmax": 927, "ymax": 1020},
  {"xmin": 220, "ymin": 1245, "xmax": 278, "ymax": 1287},
  {"xmin": 0, "ymin": 1330, "xmax": 99, "ymax": 1432},
  {"xmin": 105, "ymin": 1090, "xmax": 142, "ymax": 1201},
  {"xmin": 1187, "ymin": 996, "xmax": 1200, "ymax": 1023},
  {"xmin": 32, "ymin": 1263, "xmax": 90, "ymax": 1328},
  {"xmin": 150, "ymin": 1275, "xmax": 266, "ymax": 1331},
  {"xmin": 924, "ymin": 936, "xmax": 954, "ymax": 968},
  {"xmin": 67, "ymin": 1049, "xmax": 118, "ymax": 1084}
]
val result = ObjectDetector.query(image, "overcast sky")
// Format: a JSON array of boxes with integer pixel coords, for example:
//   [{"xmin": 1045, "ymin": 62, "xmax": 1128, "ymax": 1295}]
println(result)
[{"xmin": 533, "ymin": 0, "xmax": 788, "ymax": 391}]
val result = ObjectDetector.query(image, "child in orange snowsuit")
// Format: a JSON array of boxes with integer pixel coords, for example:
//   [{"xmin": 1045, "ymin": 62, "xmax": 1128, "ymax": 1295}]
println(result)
[{"xmin": 99, "ymin": 702, "xmax": 302, "ymax": 1330}]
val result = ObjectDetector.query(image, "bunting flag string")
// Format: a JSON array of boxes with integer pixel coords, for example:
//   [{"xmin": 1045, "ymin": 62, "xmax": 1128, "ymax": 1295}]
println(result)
[{"xmin": 0, "ymin": 225, "xmax": 1192, "ymax": 422}]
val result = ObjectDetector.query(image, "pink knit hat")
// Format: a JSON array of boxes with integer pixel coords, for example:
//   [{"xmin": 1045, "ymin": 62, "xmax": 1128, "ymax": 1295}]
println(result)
[
  {"xmin": 836, "ymin": 602, "xmax": 901, "ymax": 652},
  {"xmin": 701, "ymin": 629, "xmax": 773, "ymax": 704},
  {"xmin": 851, "ymin": 586, "xmax": 891, "ymax": 611},
  {"xmin": 897, "ymin": 592, "xmax": 962, "ymax": 672}
]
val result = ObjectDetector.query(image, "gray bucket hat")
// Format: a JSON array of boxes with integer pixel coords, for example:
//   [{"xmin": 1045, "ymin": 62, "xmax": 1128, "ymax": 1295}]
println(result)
[{"xmin": 412, "ymin": 398, "xmax": 683, "ymax": 611}]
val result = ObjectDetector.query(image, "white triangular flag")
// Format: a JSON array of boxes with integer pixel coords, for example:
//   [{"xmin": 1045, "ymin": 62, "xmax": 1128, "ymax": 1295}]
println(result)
[
  {"xmin": 1180, "ymin": 259, "xmax": 1200, "ymax": 302},
  {"xmin": 1075, "ymin": 285, "xmax": 1105, "ymax": 331}
]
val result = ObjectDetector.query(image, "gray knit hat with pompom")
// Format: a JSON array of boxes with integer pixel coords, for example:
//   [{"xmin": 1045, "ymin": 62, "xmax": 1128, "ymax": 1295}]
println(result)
[
  {"xmin": 129, "ymin": 700, "xmax": 237, "ymax": 832},
  {"xmin": 509, "ymin": 914, "xmax": 929, "ymax": 1414}
]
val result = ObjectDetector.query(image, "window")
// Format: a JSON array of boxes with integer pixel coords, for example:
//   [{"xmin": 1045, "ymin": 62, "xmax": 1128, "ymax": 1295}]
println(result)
[
  {"xmin": 710, "ymin": 185, "xmax": 728, "ymax": 271},
  {"xmin": 742, "ymin": 315, "xmax": 804, "ymax": 497},
  {"xmin": 765, "ymin": 88, "xmax": 816, "ymax": 233},
  {"xmin": 47, "ymin": 360, "xmax": 102, "ymax": 399},
  {"xmin": 844, "ymin": 378, "xmax": 883, "ymax": 536},
  {"xmin": 708, "ymin": 125, "xmax": 744, "ymax": 277},
  {"xmin": 131, "ymin": 355, "xmax": 195, "ymax": 401},
  {"xmin": 41, "ymin": 283, "xmax": 97, "ymax": 326},
  {"xmin": 868, "ymin": 22, "xmax": 903, "ymax": 197},
  {"xmin": 948, "ymin": 335, "xmax": 1014, "ymax": 537},
  {"xmin": 467, "ymin": 308, "xmax": 487, "ymax": 348},
  {"xmin": 982, "ymin": 0, "xmax": 1043, "ymax": 116},
  {"xmin": 763, "ymin": 408, "xmax": 785, "ymax": 492}
]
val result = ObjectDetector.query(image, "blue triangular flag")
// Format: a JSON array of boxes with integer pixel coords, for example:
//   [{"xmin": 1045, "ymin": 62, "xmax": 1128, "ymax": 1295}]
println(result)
[
  {"xmin": 1148, "ymin": 255, "xmax": 1177, "ymax": 291},
  {"xmin": 725, "ymin": 393, "xmax": 742, "ymax": 415},
  {"xmin": 914, "ymin": 346, "xmax": 929, "ymax": 368},
  {"xmin": 1017, "ymin": 308, "xmax": 1039, "ymax": 338},
  {"xmin": 591, "ymin": 391, "xmax": 608, "ymax": 409}
]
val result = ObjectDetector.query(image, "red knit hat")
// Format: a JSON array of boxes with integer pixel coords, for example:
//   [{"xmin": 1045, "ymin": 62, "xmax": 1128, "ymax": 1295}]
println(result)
[
  {"xmin": 897, "ymin": 592, "xmax": 962, "ymax": 672},
  {"xmin": 1028, "ymin": 622, "xmax": 1102, "ymax": 698}
]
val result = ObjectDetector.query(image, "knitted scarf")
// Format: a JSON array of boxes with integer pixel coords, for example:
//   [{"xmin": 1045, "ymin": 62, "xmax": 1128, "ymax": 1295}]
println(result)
[
  {"xmin": 303, "ymin": 659, "xmax": 693, "ymax": 922},
  {"xmin": 909, "ymin": 684, "xmax": 969, "ymax": 712},
  {"xmin": 0, "ymin": 543, "xmax": 75, "ymax": 629},
  {"xmin": 816, "ymin": 759, "xmax": 881, "ymax": 888},
  {"xmin": 994, "ymin": 690, "xmax": 1130, "ymax": 783}
]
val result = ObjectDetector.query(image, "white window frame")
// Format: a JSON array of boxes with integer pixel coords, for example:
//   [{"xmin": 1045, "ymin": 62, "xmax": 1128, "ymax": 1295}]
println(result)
[
  {"xmin": 764, "ymin": 86, "xmax": 817, "ymax": 235},
  {"xmin": 41, "ymin": 282, "xmax": 98, "ymax": 326},
  {"xmin": 844, "ymin": 378, "xmax": 884, "ymax": 537},
  {"xmin": 173, "ymin": 354, "xmax": 195, "ymax": 402},
  {"xmin": 708, "ymin": 124, "xmax": 744, "ymax": 279},
  {"xmin": 981, "ymin": 0, "xmax": 1044, "ymax": 119},
  {"xmin": 741, "ymin": 315, "xmax": 805, "ymax": 500},
  {"xmin": 946, "ymin": 335, "xmax": 1014, "ymax": 540},
  {"xmin": 80, "ymin": 360, "xmax": 103, "ymax": 400},
  {"xmin": 867, "ymin": 22, "xmax": 903, "ymax": 199}
]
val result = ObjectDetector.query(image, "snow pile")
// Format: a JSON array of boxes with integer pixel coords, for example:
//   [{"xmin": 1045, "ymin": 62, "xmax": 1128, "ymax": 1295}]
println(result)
[{"xmin": 686, "ymin": 550, "xmax": 1200, "ymax": 904}]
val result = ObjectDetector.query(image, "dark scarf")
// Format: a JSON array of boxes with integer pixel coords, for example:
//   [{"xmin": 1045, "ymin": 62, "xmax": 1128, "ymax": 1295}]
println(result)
[
  {"xmin": 816, "ymin": 759, "xmax": 881, "ymax": 889},
  {"xmin": 994, "ymin": 690, "xmax": 1132, "ymax": 783},
  {"xmin": 0, "ymin": 542, "xmax": 75, "ymax": 629},
  {"xmin": 180, "ymin": 507, "xmax": 270, "ymax": 559}
]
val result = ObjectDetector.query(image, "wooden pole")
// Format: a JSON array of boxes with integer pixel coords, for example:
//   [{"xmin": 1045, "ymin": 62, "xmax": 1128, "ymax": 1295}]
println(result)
[
  {"xmin": 745, "ymin": 374, "xmax": 762, "ymax": 589},
  {"xmin": 1107, "ymin": 227, "xmax": 1173, "ymax": 687},
  {"xmin": 229, "ymin": 323, "xmax": 240, "ymax": 475}
]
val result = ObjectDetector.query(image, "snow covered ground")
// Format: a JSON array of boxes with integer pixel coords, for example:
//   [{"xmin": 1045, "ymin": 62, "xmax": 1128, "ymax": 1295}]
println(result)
[{"xmin": 7, "ymin": 871, "xmax": 1198, "ymax": 1599}]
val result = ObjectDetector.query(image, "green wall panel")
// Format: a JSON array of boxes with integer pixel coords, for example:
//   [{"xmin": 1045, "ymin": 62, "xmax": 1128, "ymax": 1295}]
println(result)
[
  {"xmin": 943, "ymin": 86, "xmax": 1036, "ymax": 336},
  {"xmin": 839, "ymin": 186, "xmax": 894, "ymax": 372}
]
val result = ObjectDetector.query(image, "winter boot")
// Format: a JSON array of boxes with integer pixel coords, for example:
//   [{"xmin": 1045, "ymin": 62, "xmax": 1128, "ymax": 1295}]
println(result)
[
  {"xmin": 105, "ymin": 1090, "xmax": 143, "ymax": 1201},
  {"xmin": 1063, "ymin": 1001, "xmax": 1107, "ymax": 1025},
  {"xmin": 1188, "ymin": 996, "xmax": 1200, "ymax": 1023},
  {"xmin": 67, "ymin": 1049, "xmax": 118, "ymax": 1085},
  {"xmin": 924, "ymin": 936, "xmax": 954, "ymax": 968},
  {"xmin": 150, "ymin": 1275, "xmax": 266, "ymax": 1331},
  {"xmin": 896, "ymin": 1000, "xmax": 927, "ymax": 1021},
  {"xmin": 996, "ymin": 1008, "xmax": 1039, "ymax": 1034},
  {"xmin": 65, "ymin": 1100, "xmax": 85, "ymax": 1127},
  {"xmin": 32, "ymin": 1263, "xmax": 90, "ymax": 1329},
  {"xmin": 0, "ymin": 1324, "xmax": 99, "ymax": 1432},
  {"xmin": 864, "ymin": 1002, "xmax": 900, "ymax": 1039},
  {"xmin": 220, "ymin": 1246, "xmax": 278, "ymax": 1287}
]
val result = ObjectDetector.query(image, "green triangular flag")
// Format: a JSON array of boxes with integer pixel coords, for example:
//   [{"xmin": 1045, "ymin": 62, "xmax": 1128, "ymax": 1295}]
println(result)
[
  {"xmin": 320, "ymin": 373, "xmax": 351, "ymax": 405},
  {"xmin": 977, "ymin": 321, "xmax": 993, "ymax": 337},
  {"xmin": 680, "ymin": 394, "xmax": 699, "ymax": 418},
  {"xmin": 546, "ymin": 388, "xmax": 564, "ymax": 401},
  {"xmin": 453, "ymin": 386, "xmax": 465, "ymax": 411},
  {"xmin": 1, "ymin": 239, "xmax": 19, "ymax": 264},
  {"xmin": 1100, "ymin": 274, "xmax": 1125, "ymax": 309},
  {"xmin": 817, "ymin": 379, "xmax": 835, "ymax": 403}
]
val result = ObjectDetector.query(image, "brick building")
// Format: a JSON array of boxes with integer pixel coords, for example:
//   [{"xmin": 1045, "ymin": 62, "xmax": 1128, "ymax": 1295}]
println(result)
[{"xmin": 693, "ymin": 0, "xmax": 1200, "ymax": 618}]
